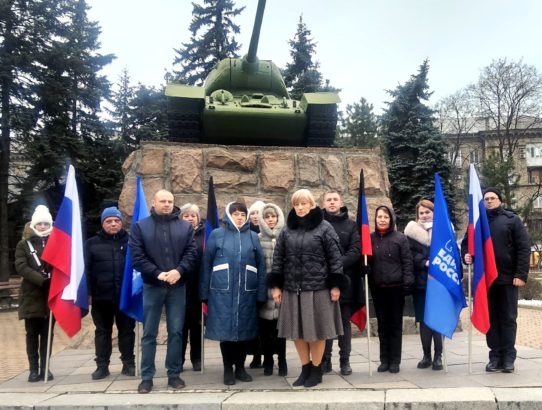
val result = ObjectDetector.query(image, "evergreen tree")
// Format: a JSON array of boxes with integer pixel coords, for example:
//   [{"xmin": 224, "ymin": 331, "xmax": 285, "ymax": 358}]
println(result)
[
  {"xmin": 381, "ymin": 60, "xmax": 456, "ymax": 229},
  {"xmin": 129, "ymin": 84, "xmax": 169, "ymax": 144},
  {"xmin": 282, "ymin": 15, "xmax": 322, "ymax": 100},
  {"xmin": 338, "ymin": 97, "xmax": 379, "ymax": 148},
  {"xmin": 172, "ymin": 0, "xmax": 245, "ymax": 85},
  {"xmin": 108, "ymin": 67, "xmax": 135, "ymax": 149},
  {"xmin": 0, "ymin": 0, "xmax": 64, "ymax": 281}
]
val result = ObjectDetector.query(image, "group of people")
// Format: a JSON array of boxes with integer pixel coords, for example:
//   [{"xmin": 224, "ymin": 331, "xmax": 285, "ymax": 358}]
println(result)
[{"xmin": 15, "ymin": 184, "xmax": 529, "ymax": 391}]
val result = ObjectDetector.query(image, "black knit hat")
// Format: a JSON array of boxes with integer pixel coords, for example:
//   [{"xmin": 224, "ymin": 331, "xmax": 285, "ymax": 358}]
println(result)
[{"xmin": 483, "ymin": 187, "xmax": 502, "ymax": 202}]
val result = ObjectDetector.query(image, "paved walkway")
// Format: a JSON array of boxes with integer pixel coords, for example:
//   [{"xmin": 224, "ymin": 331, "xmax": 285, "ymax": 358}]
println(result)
[{"xmin": 1, "ymin": 307, "xmax": 541, "ymax": 408}]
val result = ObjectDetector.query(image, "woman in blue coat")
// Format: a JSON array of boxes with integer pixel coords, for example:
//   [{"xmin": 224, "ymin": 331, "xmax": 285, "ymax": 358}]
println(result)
[{"xmin": 200, "ymin": 202, "xmax": 267, "ymax": 385}]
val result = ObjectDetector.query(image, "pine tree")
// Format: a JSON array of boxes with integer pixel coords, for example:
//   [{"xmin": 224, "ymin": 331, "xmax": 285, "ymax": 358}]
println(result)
[
  {"xmin": 130, "ymin": 84, "xmax": 169, "ymax": 144},
  {"xmin": 338, "ymin": 97, "xmax": 379, "ymax": 148},
  {"xmin": 381, "ymin": 60, "xmax": 456, "ymax": 229},
  {"xmin": 109, "ymin": 67, "xmax": 135, "ymax": 148},
  {"xmin": 173, "ymin": 0, "xmax": 245, "ymax": 85},
  {"xmin": 282, "ymin": 15, "xmax": 322, "ymax": 100}
]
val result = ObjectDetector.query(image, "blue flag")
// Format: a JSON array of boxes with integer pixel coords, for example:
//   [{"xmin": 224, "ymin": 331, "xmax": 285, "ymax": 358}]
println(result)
[
  {"xmin": 119, "ymin": 176, "xmax": 149, "ymax": 322},
  {"xmin": 424, "ymin": 174, "xmax": 467, "ymax": 338}
]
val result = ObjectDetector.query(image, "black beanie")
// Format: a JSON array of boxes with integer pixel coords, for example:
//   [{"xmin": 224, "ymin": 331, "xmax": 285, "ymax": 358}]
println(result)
[{"xmin": 483, "ymin": 187, "xmax": 502, "ymax": 202}]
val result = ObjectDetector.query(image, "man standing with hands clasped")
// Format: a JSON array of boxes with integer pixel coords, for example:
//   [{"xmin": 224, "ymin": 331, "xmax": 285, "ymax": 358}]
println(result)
[
  {"xmin": 130, "ymin": 190, "xmax": 197, "ymax": 393},
  {"xmin": 462, "ymin": 187, "xmax": 530, "ymax": 374}
]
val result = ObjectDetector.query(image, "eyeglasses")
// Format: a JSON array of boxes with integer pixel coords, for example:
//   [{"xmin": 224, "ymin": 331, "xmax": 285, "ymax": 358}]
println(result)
[{"xmin": 484, "ymin": 196, "xmax": 499, "ymax": 202}]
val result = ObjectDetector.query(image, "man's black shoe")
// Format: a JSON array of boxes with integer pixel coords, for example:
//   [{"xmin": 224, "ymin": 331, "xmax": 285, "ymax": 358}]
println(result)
[
  {"xmin": 389, "ymin": 363, "xmax": 400, "ymax": 373},
  {"xmin": 502, "ymin": 362, "xmax": 515, "ymax": 373},
  {"xmin": 417, "ymin": 355, "xmax": 432, "ymax": 369},
  {"xmin": 39, "ymin": 370, "xmax": 54, "ymax": 381},
  {"xmin": 377, "ymin": 362, "xmax": 389, "ymax": 372},
  {"xmin": 192, "ymin": 361, "xmax": 201, "ymax": 372},
  {"xmin": 121, "ymin": 363, "xmax": 135, "ymax": 377},
  {"xmin": 28, "ymin": 369, "xmax": 40, "ymax": 383},
  {"xmin": 340, "ymin": 362, "xmax": 352, "ymax": 376},
  {"xmin": 138, "ymin": 379, "xmax": 153, "ymax": 394},
  {"xmin": 91, "ymin": 366, "xmax": 110, "ymax": 380},
  {"xmin": 234, "ymin": 367, "xmax": 253, "ymax": 382},
  {"xmin": 168, "ymin": 376, "xmax": 186, "ymax": 389},
  {"xmin": 432, "ymin": 355, "xmax": 443, "ymax": 371},
  {"xmin": 485, "ymin": 361, "xmax": 502, "ymax": 372}
]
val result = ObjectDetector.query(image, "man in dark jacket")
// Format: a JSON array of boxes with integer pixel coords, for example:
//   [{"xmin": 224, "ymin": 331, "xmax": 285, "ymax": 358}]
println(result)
[
  {"xmin": 130, "ymin": 190, "xmax": 197, "ymax": 393},
  {"xmin": 462, "ymin": 187, "xmax": 530, "ymax": 373},
  {"xmin": 85, "ymin": 207, "xmax": 135, "ymax": 380},
  {"xmin": 321, "ymin": 191, "xmax": 361, "ymax": 376}
]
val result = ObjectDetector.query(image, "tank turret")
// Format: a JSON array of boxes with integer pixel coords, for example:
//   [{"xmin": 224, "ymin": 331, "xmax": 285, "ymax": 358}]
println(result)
[{"xmin": 165, "ymin": 0, "xmax": 340, "ymax": 147}]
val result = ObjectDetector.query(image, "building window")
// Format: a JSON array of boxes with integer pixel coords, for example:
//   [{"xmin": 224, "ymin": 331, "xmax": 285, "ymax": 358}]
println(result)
[
  {"xmin": 469, "ymin": 149, "xmax": 480, "ymax": 164},
  {"xmin": 528, "ymin": 146, "xmax": 542, "ymax": 158},
  {"xmin": 534, "ymin": 196, "xmax": 542, "ymax": 209},
  {"xmin": 448, "ymin": 149, "xmax": 461, "ymax": 167},
  {"xmin": 528, "ymin": 168, "xmax": 542, "ymax": 184}
]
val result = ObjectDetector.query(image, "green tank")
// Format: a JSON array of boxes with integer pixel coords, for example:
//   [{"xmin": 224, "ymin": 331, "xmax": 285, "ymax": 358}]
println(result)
[{"xmin": 165, "ymin": 0, "xmax": 340, "ymax": 147}]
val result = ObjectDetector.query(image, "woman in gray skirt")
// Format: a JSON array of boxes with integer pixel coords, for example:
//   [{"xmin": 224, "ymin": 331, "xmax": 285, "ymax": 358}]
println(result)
[{"xmin": 268, "ymin": 189, "xmax": 347, "ymax": 387}]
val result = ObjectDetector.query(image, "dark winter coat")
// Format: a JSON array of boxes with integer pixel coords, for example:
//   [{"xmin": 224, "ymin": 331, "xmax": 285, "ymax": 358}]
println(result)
[
  {"xmin": 84, "ymin": 229, "xmax": 128, "ymax": 302},
  {"xmin": 130, "ymin": 207, "xmax": 197, "ymax": 287},
  {"xmin": 14, "ymin": 224, "xmax": 52, "ymax": 320},
  {"xmin": 461, "ymin": 206, "xmax": 530, "ymax": 285},
  {"xmin": 269, "ymin": 207, "xmax": 348, "ymax": 293},
  {"xmin": 185, "ymin": 223, "xmax": 204, "ymax": 308},
  {"xmin": 258, "ymin": 203, "xmax": 285, "ymax": 321},
  {"xmin": 404, "ymin": 220, "xmax": 431, "ymax": 290},
  {"xmin": 369, "ymin": 205, "xmax": 414, "ymax": 290},
  {"xmin": 322, "ymin": 207, "xmax": 362, "ymax": 304},
  {"xmin": 200, "ymin": 206, "xmax": 267, "ymax": 341}
]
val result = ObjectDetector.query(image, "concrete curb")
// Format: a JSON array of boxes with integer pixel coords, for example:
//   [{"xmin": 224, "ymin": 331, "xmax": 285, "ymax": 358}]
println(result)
[{"xmin": 2, "ymin": 388, "xmax": 542, "ymax": 409}]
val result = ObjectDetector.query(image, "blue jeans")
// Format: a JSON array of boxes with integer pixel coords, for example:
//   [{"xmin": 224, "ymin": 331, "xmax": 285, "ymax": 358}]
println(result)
[{"xmin": 141, "ymin": 284, "xmax": 186, "ymax": 380}]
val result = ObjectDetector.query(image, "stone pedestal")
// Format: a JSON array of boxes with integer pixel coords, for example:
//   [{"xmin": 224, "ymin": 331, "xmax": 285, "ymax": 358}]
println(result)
[{"xmin": 119, "ymin": 142, "xmax": 392, "ymax": 226}]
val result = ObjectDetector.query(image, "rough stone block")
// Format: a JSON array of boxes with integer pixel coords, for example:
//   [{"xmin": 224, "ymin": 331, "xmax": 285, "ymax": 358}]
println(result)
[
  {"xmin": 347, "ymin": 155, "xmax": 385, "ymax": 196},
  {"xmin": 121, "ymin": 151, "xmax": 136, "ymax": 175},
  {"xmin": 206, "ymin": 148, "xmax": 257, "ymax": 171},
  {"xmin": 260, "ymin": 153, "xmax": 295, "ymax": 192},
  {"xmin": 385, "ymin": 387, "xmax": 497, "ymax": 410},
  {"xmin": 137, "ymin": 148, "xmax": 165, "ymax": 176},
  {"xmin": 298, "ymin": 153, "xmax": 320, "ymax": 186},
  {"xmin": 321, "ymin": 155, "xmax": 344, "ymax": 190},
  {"xmin": 493, "ymin": 387, "xmax": 542, "ymax": 410},
  {"xmin": 171, "ymin": 149, "xmax": 203, "ymax": 193},
  {"xmin": 210, "ymin": 170, "xmax": 257, "ymax": 193}
]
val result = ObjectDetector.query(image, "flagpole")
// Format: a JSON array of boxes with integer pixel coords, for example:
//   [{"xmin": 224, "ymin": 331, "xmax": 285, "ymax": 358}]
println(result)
[
  {"xmin": 468, "ymin": 264, "xmax": 472, "ymax": 375},
  {"xmin": 201, "ymin": 304, "xmax": 205, "ymax": 373},
  {"xmin": 442, "ymin": 335, "xmax": 448, "ymax": 373},
  {"xmin": 364, "ymin": 255, "xmax": 372, "ymax": 376},
  {"xmin": 135, "ymin": 323, "xmax": 140, "ymax": 377},
  {"xmin": 44, "ymin": 312, "xmax": 53, "ymax": 383}
]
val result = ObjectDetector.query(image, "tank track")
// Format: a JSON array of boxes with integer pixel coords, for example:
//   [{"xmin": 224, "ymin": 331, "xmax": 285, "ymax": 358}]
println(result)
[
  {"xmin": 305, "ymin": 104, "xmax": 338, "ymax": 147},
  {"xmin": 167, "ymin": 98, "xmax": 203, "ymax": 143}
]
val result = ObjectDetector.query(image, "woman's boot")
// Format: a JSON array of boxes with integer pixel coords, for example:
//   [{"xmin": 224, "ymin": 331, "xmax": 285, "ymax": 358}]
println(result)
[
  {"xmin": 303, "ymin": 363, "xmax": 322, "ymax": 387},
  {"xmin": 292, "ymin": 362, "xmax": 312, "ymax": 386}
]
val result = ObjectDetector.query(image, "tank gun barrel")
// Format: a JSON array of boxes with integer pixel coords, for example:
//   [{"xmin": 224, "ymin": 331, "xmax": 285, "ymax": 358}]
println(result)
[{"xmin": 245, "ymin": 0, "xmax": 266, "ymax": 65}]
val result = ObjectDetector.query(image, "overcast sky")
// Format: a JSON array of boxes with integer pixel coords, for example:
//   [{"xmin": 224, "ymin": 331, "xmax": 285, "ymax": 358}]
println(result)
[{"xmin": 87, "ymin": 0, "xmax": 542, "ymax": 113}]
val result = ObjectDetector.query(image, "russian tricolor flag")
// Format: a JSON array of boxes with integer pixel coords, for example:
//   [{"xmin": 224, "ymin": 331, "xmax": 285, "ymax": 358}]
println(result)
[
  {"xmin": 351, "ymin": 169, "xmax": 372, "ymax": 332},
  {"xmin": 42, "ymin": 165, "xmax": 88, "ymax": 337},
  {"xmin": 467, "ymin": 164, "xmax": 498, "ymax": 334}
]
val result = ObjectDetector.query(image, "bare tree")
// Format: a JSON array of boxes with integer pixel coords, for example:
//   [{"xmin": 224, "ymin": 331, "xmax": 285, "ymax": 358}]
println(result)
[{"xmin": 473, "ymin": 58, "xmax": 542, "ymax": 207}]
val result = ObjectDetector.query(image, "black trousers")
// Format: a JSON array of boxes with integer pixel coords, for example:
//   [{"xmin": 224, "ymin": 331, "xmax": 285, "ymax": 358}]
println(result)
[
  {"xmin": 220, "ymin": 340, "xmax": 248, "ymax": 368},
  {"xmin": 25, "ymin": 317, "xmax": 54, "ymax": 371},
  {"xmin": 487, "ymin": 284, "xmax": 518, "ymax": 364},
  {"xmin": 91, "ymin": 300, "xmax": 135, "ymax": 367},
  {"xmin": 324, "ymin": 302, "xmax": 352, "ymax": 363},
  {"xmin": 420, "ymin": 322, "xmax": 442, "ymax": 356},
  {"xmin": 182, "ymin": 305, "xmax": 202, "ymax": 366},
  {"xmin": 372, "ymin": 286, "xmax": 404, "ymax": 365},
  {"xmin": 259, "ymin": 318, "xmax": 286, "ymax": 362}
]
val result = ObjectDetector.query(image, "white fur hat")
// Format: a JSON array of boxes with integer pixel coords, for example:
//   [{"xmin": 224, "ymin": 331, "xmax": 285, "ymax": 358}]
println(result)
[
  {"xmin": 30, "ymin": 205, "xmax": 53, "ymax": 229},
  {"xmin": 248, "ymin": 200, "xmax": 265, "ymax": 216}
]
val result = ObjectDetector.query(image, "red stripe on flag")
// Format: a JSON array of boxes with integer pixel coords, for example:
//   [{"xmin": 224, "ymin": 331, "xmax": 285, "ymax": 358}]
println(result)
[
  {"xmin": 361, "ymin": 224, "xmax": 372, "ymax": 256},
  {"xmin": 471, "ymin": 238, "xmax": 498, "ymax": 334},
  {"xmin": 351, "ymin": 306, "xmax": 367, "ymax": 332},
  {"xmin": 467, "ymin": 224, "xmax": 475, "ymax": 256}
]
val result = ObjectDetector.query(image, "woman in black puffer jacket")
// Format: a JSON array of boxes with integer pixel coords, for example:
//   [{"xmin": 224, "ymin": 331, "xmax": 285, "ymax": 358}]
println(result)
[
  {"xmin": 369, "ymin": 205, "xmax": 413, "ymax": 374},
  {"xmin": 269, "ymin": 189, "xmax": 347, "ymax": 388}
]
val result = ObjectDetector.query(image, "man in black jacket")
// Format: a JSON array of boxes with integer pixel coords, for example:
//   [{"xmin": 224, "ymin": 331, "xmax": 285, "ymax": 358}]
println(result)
[
  {"xmin": 85, "ymin": 207, "xmax": 135, "ymax": 380},
  {"xmin": 130, "ymin": 190, "xmax": 197, "ymax": 393},
  {"xmin": 462, "ymin": 187, "xmax": 530, "ymax": 373},
  {"xmin": 321, "ymin": 191, "xmax": 361, "ymax": 376}
]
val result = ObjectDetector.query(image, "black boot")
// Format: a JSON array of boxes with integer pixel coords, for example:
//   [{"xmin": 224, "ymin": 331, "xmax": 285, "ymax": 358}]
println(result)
[
  {"xmin": 223, "ymin": 366, "xmax": 235, "ymax": 385},
  {"xmin": 234, "ymin": 366, "xmax": 253, "ymax": 382},
  {"xmin": 304, "ymin": 363, "xmax": 322, "ymax": 387},
  {"xmin": 28, "ymin": 369, "xmax": 40, "ymax": 383},
  {"xmin": 91, "ymin": 366, "xmax": 110, "ymax": 380},
  {"xmin": 278, "ymin": 356, "xmax": 288, "ymax": 377},
  {"xmin": 263, "ymin": 356, "xmax": 274, "ymax": 376},
  {"xmin": 292, "ymin": 362, "xmax": 312, "ymax": 386},
  {"xmin": 39, "ymin": 368, "xmax": 54, "ymax": 381},
  {"xmin": 249, "ymin": 355, "xmax": 262, "ymax": 369},
  {"xmin": 121, "ymin": 362, "xmax": 136, "ymax": 376},
  {"xmin": 432, "ymin": 354, "xmax": 443, "ymax": 371},
  {"xmin": 417, "ymin": 354, "xmax": 432, "ymax": 369},
  {"xmin": 321, "ymin": 357, "xmax": 332, "ymax": 373}
]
